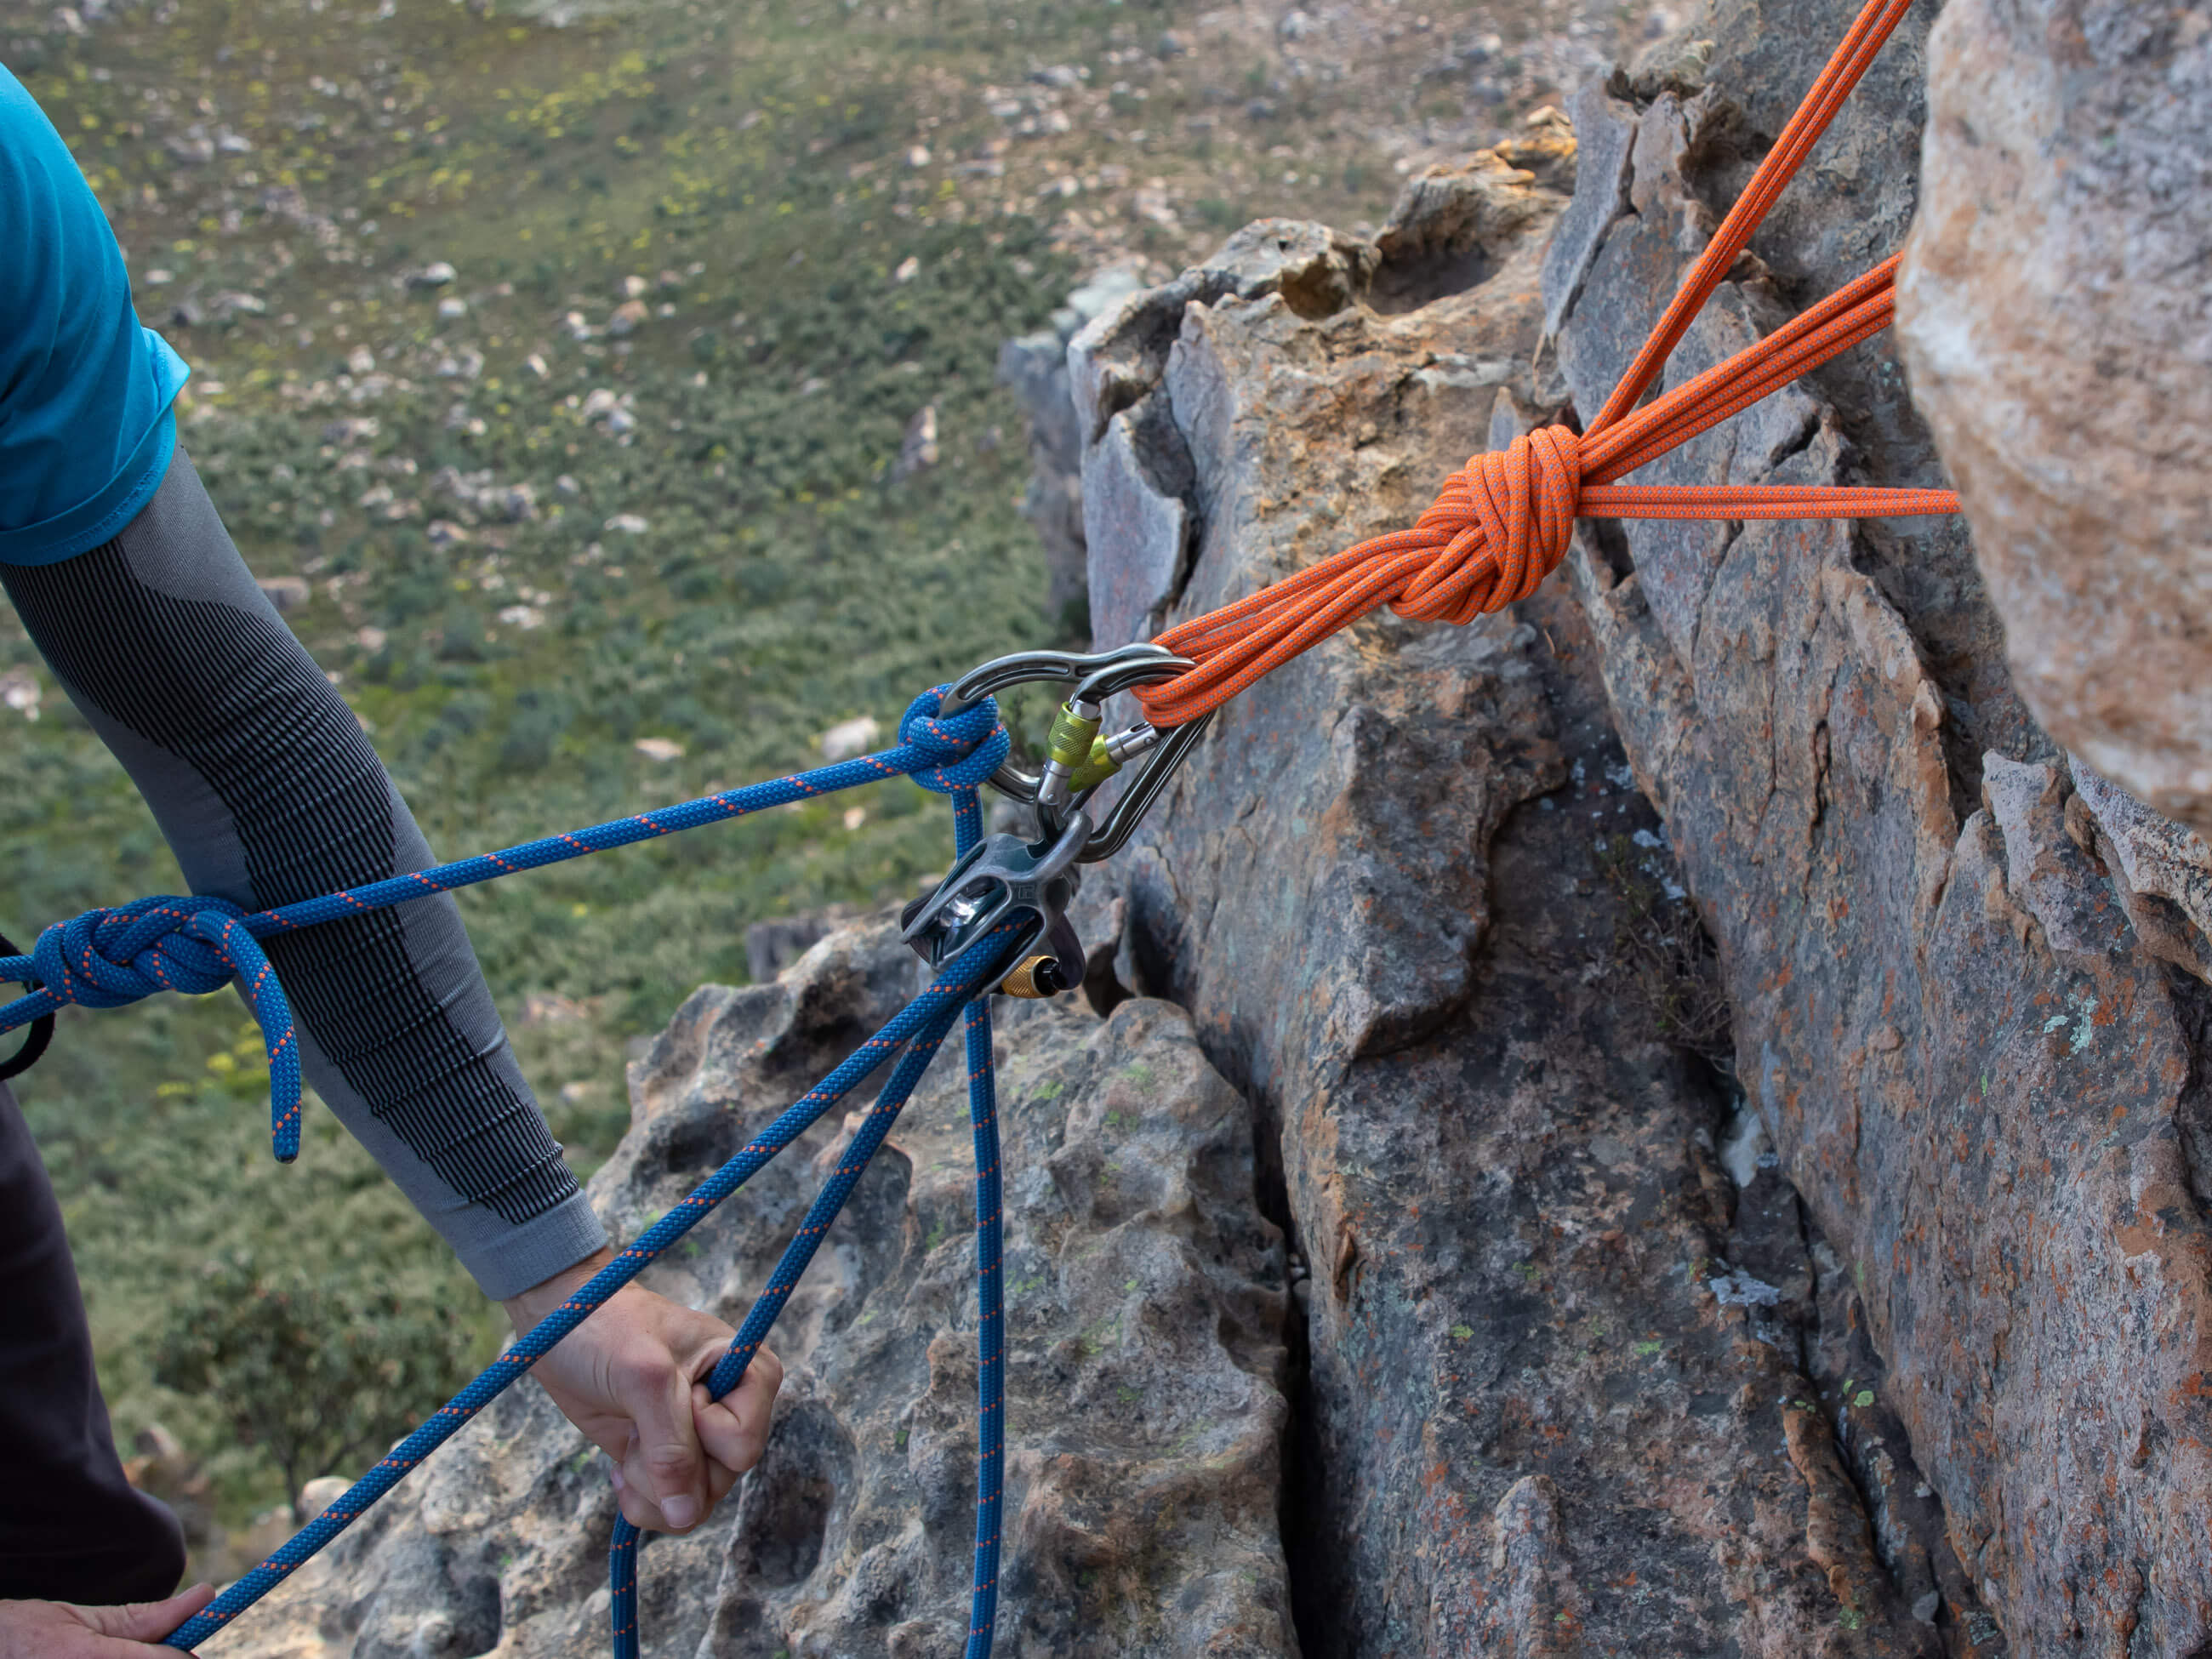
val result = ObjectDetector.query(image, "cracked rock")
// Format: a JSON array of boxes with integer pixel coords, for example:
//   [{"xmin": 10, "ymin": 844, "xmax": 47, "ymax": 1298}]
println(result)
[{"xmin": 216, "ymin": 915, "xmax": 1297, "ymax": 1658}]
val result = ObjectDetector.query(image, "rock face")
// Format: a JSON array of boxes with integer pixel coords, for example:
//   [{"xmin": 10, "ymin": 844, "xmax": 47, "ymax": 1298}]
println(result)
[
  {"xmin": 201, "ymin": 9, "xmax": 2212, "ymax": 1654},
  {"xmin": 1896, "ymin": 0, "xmax": 2212, "ymax": 837},
  {"xmin": 1548, "ymin": 2, "xmax": 2212, "ymax": 1645},
  {"xmin": 219, "ymin": 916, "xmax": 1297, "ymax": 1658},
  {"xmin": 1063, "ymin": 131, "xmax": 1993, "ymax": 1654},
  {"xmin": 998, "ymin": 269, "xmax": 1152, "ymax": 636},
  {"xmin": 1054, "ymin": 2, "xmax": 2211, "ymax": 1650}
]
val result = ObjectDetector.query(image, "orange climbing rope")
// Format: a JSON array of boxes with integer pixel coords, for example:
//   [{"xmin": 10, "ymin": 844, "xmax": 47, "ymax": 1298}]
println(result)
[{"xmin": 1133, "ymin": 0, "xmax": 1956, "ymax": 730}]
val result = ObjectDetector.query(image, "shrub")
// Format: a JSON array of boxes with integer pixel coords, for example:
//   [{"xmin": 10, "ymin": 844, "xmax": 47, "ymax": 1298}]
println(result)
[{"xmin": 153, "ymin": 1253, "xmax": 473, "ymax": 1521}]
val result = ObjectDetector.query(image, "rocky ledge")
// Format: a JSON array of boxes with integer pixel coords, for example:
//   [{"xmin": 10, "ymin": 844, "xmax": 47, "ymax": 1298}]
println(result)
[
  {"xmin": 219, "ymin": 917, "xmax": 1296, "ymax": 1658},
  {"xmin": 211, "ymin": 0, "xmax": 2209, "ymax": 1652}
]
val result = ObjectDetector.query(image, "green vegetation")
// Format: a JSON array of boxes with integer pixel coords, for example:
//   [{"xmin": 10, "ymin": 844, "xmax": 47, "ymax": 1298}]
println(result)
[
  {"xmin": 1, "ymin": 0, "xmax": 1097, "ymax": 1528},
  {"xmin": 153, "ymin": 1251, "xmax": 473, "ymax": 1521},
  {"xmin": 0, "ymin": 0, "xmax": 1449, "ymax": 1533}
]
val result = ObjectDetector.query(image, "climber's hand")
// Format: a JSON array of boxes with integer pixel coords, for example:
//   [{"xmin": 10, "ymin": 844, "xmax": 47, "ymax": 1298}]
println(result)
[
  {"xmin": 0, "ymin": 1583, "xmax": 218, "ymax": 1656},
  {"xmin": 502, "ymin": 1246, "xmax": 784, "ymax": 1536}
]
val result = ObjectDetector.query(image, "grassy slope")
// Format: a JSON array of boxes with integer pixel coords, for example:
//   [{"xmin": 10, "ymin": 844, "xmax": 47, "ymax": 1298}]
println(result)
[
  {"xmin": 2, "ymin": 0, "xmax": 1103, "ymax": 1523},
  {"xmin": 1, "ymin": 0, "xmax": 1536, "ymax": 1527}
]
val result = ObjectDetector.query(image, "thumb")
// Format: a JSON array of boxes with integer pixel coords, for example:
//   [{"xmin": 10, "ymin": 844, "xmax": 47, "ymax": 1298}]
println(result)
[
  {"xmin": 626, "ymin": 1358, "xmax": 707, "ymax": 1532},
  {"xmin": 77, "ymin": 1582, "xmax": 217, "ymax": 1644}
]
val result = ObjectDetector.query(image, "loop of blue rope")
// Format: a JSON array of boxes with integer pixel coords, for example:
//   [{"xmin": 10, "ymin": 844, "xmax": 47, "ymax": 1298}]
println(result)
[
  {"xmin": 2, "ymin": 691, "xmax": 1006, "ymax": 1163},
  {"xmin": 162, "ymin": 909, "xmax": 1021, "ymax": 1652},
  {"xmin": 23, "ymin": 896, "xmax": 306, "ymax": 1160}
]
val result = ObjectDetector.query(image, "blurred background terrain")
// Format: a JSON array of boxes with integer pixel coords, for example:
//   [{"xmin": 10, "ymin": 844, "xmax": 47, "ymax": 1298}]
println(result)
[{"xmin": 0, "ymin": 0, "xmax": 1650, "ymax": 1549}]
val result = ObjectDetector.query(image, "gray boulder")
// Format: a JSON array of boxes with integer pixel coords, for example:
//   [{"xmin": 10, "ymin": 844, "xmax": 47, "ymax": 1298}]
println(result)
[{"xmin": 219, "ymin": 914, "xmax": 1297, "ymax": 1658}]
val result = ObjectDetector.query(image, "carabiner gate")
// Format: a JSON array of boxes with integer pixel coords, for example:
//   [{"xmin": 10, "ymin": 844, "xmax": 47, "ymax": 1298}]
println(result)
[{"xmin": 938, "ymin": 643, "xmax": 1209, "ymax": 864}]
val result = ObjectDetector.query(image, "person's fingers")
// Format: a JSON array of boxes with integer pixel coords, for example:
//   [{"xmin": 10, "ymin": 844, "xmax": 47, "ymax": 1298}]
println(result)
[
  {"xmin": 694, "ymin": 1345, "xmax": 783, "ymax": 1477},
  {"xmin": 607, "ymin": 1462, "xmax": 663, "ymax": 1533},
  {"xmin": 618, "ymin": 1348, "xmax": 707, "ymax": 1532},
  {"xmin": 76, "ymin": 1582, "xmax": 217, "ymax": 1642}
]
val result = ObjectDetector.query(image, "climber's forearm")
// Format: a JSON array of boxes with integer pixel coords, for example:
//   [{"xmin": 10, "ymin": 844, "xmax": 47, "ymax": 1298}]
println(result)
[{"xmin": 0, "ymin": 445, "xmax": 607, "ymax": 1298}]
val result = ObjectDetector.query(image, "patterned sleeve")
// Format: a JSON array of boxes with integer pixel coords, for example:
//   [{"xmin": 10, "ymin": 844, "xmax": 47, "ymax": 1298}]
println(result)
[{"xmin": 2, "ymin": 448, "xmax": 607, "ymax": 1299}]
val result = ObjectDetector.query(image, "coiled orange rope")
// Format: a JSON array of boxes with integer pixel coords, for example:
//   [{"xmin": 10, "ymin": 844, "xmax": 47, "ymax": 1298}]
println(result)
[{"xmin": 1135, "ymin": 0, "xmax": 1954, "ymax": 729}]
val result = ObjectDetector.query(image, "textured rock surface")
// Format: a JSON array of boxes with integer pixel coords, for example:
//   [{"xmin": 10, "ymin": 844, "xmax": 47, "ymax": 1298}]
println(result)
[
  {"xmin": 1896, "ymin": 0, "xmax": 2212, "ymax": 835},
  {"xmin": 1055, "ymin": 4, "xmax": 2211, "ymax": 1650},
  {"xmin": 999, "ymin": 269, "xmax": 1151, "ymax": 635},
  {"xmin": 1548, "ymin": 1, "xmax": 2212, "ymax": 1649},
  {"xmin": 1065, "ymin": 134, "xmax": 1991, "ymax": 1655},
  {"xmin": 216, "ymin": 915, "xmax": 1297, "ymax": 1658}
]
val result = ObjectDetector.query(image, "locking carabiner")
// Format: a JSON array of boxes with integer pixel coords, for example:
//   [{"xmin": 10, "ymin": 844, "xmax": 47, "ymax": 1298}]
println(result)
[{"xmin": 938, "ymin": 643, "xmax": 1210, "ymax": 864}]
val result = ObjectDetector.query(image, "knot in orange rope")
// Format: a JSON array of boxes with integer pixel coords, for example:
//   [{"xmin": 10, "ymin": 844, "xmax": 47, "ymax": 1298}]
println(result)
[
  {"xmin": 1132, "ymin": 425, "xmax": 1587, "ymax": 729},
  {"xmin": 1395, "ymin": 425, "xmax": 1583, "ymax": 625},
  {"xmin": 1129, "ymin": 0, "xmax": 1956, "ymax": 734}
]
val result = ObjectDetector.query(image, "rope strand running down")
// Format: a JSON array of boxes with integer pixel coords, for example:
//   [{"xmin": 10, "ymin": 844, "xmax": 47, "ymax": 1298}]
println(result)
[{"xmin": 1133, "ymin": 0, "xmax": 1949, "ymax": 732}]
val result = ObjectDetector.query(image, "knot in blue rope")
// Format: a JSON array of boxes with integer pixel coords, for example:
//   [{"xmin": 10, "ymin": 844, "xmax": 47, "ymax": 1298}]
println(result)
[
  {"xmin": 27, "ymin": 897, "xmax": 305, "ymax": 1162},
  {"xmin": 898, "ymin": 687, "xmax": 1010, "ymax": 795}
]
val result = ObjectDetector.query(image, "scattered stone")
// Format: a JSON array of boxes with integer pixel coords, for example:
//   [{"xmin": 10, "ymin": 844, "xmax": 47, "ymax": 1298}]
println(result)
[
  {"xmin": 354, "ymin": 626, "xmax": 388, "ymax": 653},
  {"xmin": 162, "ymin": 128, "xmax": 214, "ymax": 165},
  {"xmin": 345, "ymin": 345, "xmax": 376, "ymax": 376},
  {"xmin": 496, "ymin": 604, "xmax": 545, "ymax": 630},
  {"xmin": 408, "ymin": 261, "xmax": 458, "ymax": 288},
  {"xmin": 607, "ymin": 299, "xmax": 649, "ymax": 337},
  {"xmin": 437, "ymin": 296, "xmax": 466, "ymax": 321},
  {"xmin": 255, "ymin": 576, "xmax": 311, "ymax": 613},
  {"xmin": 631, "ymin": 738, "xmax": 683, "ymax": 762},
  {"xmin": 621, "ymin": 274, "xmax": 648, "ymax": 299},
  {"xmin": 602, "ymin": 408, "xmax": 635, "ymax": 437},
  {"xmin": 892, "ymin": 403, "xmax": 938, "ymax": 477},
  {"xmin": 425, "ymin": 520, "xmax": 470, "ymax": 548},
  {"xmin": 818, "ymin": 715, "xmax": 881, "ymax": 761},
  {"xmin": 893, "ymin": 254, "xmax": 921, "ymax": 283},
  {"xmin": 524, "ymin": 352, "xmax": 549, "ymax": 379},
  {"xmin": 0, "ymin": 668, "xmax": 42, "ymax": 721},
  {"xmin": 143, "ymin": 268, "xmax": 174, "ymax": 287},
  {"xmin": 905, "ymin": 144, "xmax": 930, "ymax": 168},
  {"xmin": 601, "ymin": 512, "xmax": 648, "ymax": 534}
]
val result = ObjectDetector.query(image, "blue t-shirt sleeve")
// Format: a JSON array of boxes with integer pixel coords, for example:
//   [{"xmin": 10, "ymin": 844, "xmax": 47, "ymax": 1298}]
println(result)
[{"xmin": 0, "ymin": 62, "xmax": 190, "ymax": 567}]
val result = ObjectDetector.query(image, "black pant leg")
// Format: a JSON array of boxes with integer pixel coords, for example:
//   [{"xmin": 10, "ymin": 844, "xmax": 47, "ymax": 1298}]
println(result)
[{"xmin": 0, "ymin": 1079, "xmax": 185, "ymax": 1605}]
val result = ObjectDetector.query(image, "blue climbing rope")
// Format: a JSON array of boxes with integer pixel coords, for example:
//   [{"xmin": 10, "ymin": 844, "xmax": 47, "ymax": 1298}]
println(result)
[
  {"xmin": 606, "ymin": 778, "xmax": 1013, "ymax": 1659},
  {"xmin": 0, "ymin": 687, "xmax": 1020, "ymax": 1656},
  {"xmin": 0, "ymin": 689, "xmax": 1008, "ymax": 1162}
]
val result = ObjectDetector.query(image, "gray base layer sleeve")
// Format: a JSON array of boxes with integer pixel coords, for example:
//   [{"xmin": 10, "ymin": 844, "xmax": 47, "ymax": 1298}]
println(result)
[{"xmin": 1, "ymin": 445, "xmax": 607, "ymax": 1299}]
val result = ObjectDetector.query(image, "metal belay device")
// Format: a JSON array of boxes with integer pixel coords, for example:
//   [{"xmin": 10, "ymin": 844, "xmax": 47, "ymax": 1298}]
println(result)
[{"xmin": 901, "ymin": 641, "xmax": 1212, "ymax": 999}]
